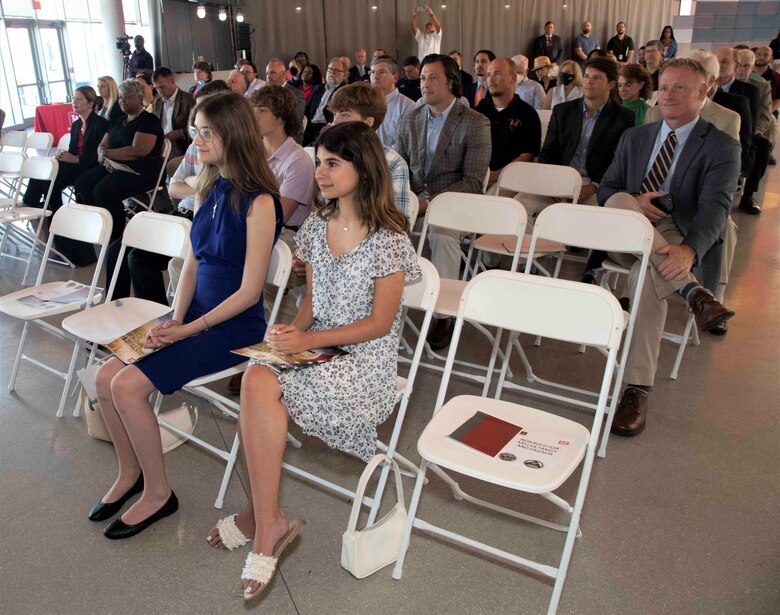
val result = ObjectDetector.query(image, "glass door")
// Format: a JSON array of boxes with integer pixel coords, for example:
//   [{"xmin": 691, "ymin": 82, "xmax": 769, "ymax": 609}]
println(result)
[
  {"xmin": 38, "ymin": 25, "xmax": 71, "ymax": 103},
  {"xmin": 5, "ymin": 25, "xmax": 42, "ymax": 120}
]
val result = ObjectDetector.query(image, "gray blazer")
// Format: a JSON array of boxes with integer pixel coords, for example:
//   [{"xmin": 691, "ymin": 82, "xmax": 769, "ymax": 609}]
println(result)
[
  {"xmin": 599, "ymin": 118, "xmax": 741, "ymax": 289},
  {"xmin": 396, "ymin": 100, "xmax": 491, "ymax": 198}
]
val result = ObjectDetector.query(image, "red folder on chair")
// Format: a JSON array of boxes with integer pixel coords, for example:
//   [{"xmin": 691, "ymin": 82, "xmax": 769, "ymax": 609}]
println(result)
[{"xmin": 449, "ymin": 411, "xmax": 522, "ymax": 457}]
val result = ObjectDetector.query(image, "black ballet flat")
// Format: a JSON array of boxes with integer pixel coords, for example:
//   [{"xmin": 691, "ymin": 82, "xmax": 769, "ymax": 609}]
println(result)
[
  {"xmin": 103, "ymin": 491, "xmax": 179, "ymax": 540},
  {"xmin": 88, "ymin": 474, "xmax": 144, "ymax": 522}
]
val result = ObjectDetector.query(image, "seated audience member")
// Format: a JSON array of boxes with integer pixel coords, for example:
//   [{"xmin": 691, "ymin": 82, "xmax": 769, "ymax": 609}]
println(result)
[
  {"xmin": 370, "ymin": 55, "xmax": 416, "ymax": 150},
  {"xmin": 467, "ymin": 49, "xmax": 496, "ymax": 108},
  {"xmin": 534, "ymin": 57, "xmax": 634, "ymax": 216},
  {"xmin": 23, "ymin": 86, "xmax": 109, "ymax": 265},
  {"xmin": 395, "ymin": 53, "xmax": 490, "ymax": 349},
  {"xmin": 373, "ymin": 49, "xmax": 387, "ymax": 60},
  {"xmin": 588, "ymin": 48, "xmax": 612, "ymax": 61},
  {"xmin": 735, "ymin": 48, "xmax": 776, "ymax": 214},
  {"xmin": 97, "ymin": 75, "xmax": 126, "ymax": 127},
  {"xmin": 544, "ymin": 59, "xmax": 583, "ymax": 110},
  {"xmin": 752, "ymin": 46, "xmax": 780, "ymax": 115},
  {"xmin": 644, "ymin": 40, "xmax": 663, "ymax": 92},
  {"xmin": 328, "ymin": 82, "xmax": 412, "ymax": 217},
  {"xmin": 512, "ymin": 54, "xmax": 545, "ymax": 110},
  {"xmin": 476, "ymin": 57, "xmax": 541, "ymax": 187},
  {"xmin": 300, "ymin": 64, "xmax": 323, "ymax": 102},
  {"xmin": 597, "ymin": 59, "xmax": 739, "ymax": 437},
  {"xmin": 303, "ymin": 58, "xmax": 347, "ymax": 146},
  {"xmin": 340, "ymin": 55, "xmax": 352, "ymax": 74},
  {"xmin": 531, "ymin": 56, "xmax": 556, "ymax": 92},
  {"xmin": 637, "ymin": 46, "xmax": 646, "ymax": 67},
  {"xmin": 266, "ymin": 58, "xmax": 305, "ymax": 123},
  {"xmin": 227, "ymin": 70, "xmax": 250, "ymax": 96},
  {"xmin": 618, "ymin": 63, "xmax": 652, "ymax": 125},
  {"xmin": 235, "ymin": 58, "xmax": 249, "ymax": 70},
  {"xmin": 240, "ymin": 62, "xmax": 267, "ymax": 97},
  {"xmin": 152, "ymin": 67, "xmax": 195, "ymax": 161},
  {"xmin": 190, "ymin": 61, "xmax": 213, "ymax": 95},
  {"xmin": 711, "ymin": 51, "xmax": 754, "ymax": 179},
  {"xmin": 398, "ymin": 56, "xmax": 422, "ymax": 101},
  {"xmin": 74, "ymin": 79, "xmax": 164, "ymax": 299},
  {"xmin": 659, "ymin": 26, "xmax": 677, "ymax": 59},
  {"xmin": 288, "ymin": 51, "xmax": 310, "ymax": 88},
  {"xmin": 449, "ymin": 50, "xmax": 474, "ymax": 93},
  {"xmin": 134, "ymin": 73, "xmax": 156, "ymax": 112},
  {"xmin": 127, "ymin": 81, "xmax": 230, "ymax": 305},
  {"xmin": 348, "ymin": 48, "xmax": 370, "ymax": 83},
  {"xmin": 533, "ymin": 21, "xmax": 563, "ymax": 64},
  {"xmin": 92, "ymin": 92, "xmax": 281, "ymax": 545},
  {"xmin": 206, "ymin": 121, "xmax": 419, "ymax": 601}
]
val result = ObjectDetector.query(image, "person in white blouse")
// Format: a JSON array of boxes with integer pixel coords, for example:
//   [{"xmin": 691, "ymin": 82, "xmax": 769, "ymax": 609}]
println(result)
[{"xmin": 543, "ymin": 60, "xmax": 583, "ymax": 110}]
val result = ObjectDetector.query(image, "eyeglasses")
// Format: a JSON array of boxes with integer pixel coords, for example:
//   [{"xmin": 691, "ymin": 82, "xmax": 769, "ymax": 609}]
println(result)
[
  {"xmin": 327, "ymin": 67, "xmax": 345, "ymax": 74},
  {"xmin": 369, "ymin": 69, "xmax": 390, "ymax": 77},
  {"xmin": 189, "ymin": 126, "xmax": 214, "ymax": 142}
]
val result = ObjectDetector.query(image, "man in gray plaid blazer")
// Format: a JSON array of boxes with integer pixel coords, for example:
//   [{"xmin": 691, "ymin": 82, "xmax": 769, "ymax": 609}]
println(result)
[
  {"xmin": 395, "ymin": 54, "xmax": 491, "ymax": 348},
  {"xmin": 396, "ymin": 54, "xmax": 491, "ymax": 348}
]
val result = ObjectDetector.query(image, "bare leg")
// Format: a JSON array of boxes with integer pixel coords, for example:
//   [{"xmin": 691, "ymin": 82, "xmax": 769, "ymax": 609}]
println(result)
[
  {"xmin": 94, "ymin": 358, "xmax": 142, "ymax": 503},
  {"xmin": 239, "ymin": 363, "xmax": 291, "ymax": 594},
  {"xmin": 109, "ymin": 365, "xmax": 171, "ymax": 524}
]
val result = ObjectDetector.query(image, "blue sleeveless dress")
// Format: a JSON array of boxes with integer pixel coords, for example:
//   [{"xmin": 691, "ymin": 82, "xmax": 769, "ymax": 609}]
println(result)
[{"xmin": 135, "ymin": 177, "xmax": 282, "ymax": 394}]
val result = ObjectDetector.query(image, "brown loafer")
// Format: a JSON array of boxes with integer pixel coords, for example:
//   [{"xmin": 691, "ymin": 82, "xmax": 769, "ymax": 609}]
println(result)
[
  {"xmin": 610, "ymin": 387, "xmax": 649, "ymax": 437},
  {"xmin": 687, "ymin": 287, "xmax": 734, "ymax": 332}
]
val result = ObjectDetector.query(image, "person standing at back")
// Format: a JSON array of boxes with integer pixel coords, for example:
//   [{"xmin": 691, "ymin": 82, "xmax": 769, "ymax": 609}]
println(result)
[{"xmin": 411, "ymin": 5, "xmax": 442, "ymax": 59}]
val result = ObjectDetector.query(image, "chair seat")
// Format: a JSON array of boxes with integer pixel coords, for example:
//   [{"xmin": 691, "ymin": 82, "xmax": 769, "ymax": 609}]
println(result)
[
  {"xmin": 418, "ymin": 394, "xmax": 589, "ymax": 494},
  {"xmin": 473, "ymin": 234, "xmax": 566, "ymax": 257},
  {"xmin": 435, "ymin": 278, "xmax": 467, "ymax": 317},
  {"xmin": 602, "ymin": 258, "xmax": 629, "ymax": 274},
  {"xmin": 62, "ymin": 298, "xmax": 172, "ymax": 345},
  {"xmin": 0, "ymin": 207, "xmax": 50, "ymax": 222},
  {"xmin": 186, "ymin": 363, "xmax": 246, "ymax": 388},
  {"xmin": 0, "ymin": 282, "xmax": 103, "ymax": 320}
]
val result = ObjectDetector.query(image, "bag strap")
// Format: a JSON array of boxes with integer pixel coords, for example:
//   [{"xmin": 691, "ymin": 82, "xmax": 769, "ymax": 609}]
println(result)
[{"xmin": 346, "ymin": 454, "xmax": 405, "ymax": 533}]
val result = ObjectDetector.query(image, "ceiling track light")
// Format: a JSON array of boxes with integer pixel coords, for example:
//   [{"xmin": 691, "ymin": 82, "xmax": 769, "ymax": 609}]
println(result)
[
  {"xmin": 236, "ymin": 8, "xmax": 244, "ymax": 22},
  {"xmin": 196, "ymin": 4, "xmax": 206, "ymax": 19},
  {"xmin": 218, "ymin": 7, "xmax": 227, "ymax": 21}
]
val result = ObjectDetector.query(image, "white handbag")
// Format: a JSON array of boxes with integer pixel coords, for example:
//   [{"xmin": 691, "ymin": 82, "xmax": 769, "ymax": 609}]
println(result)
[{"xmin": 341, "ymin": 454, "xmax": 408, "ymax": 579}]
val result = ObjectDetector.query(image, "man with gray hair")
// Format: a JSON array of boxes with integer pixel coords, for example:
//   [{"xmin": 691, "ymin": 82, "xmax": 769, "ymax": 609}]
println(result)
[
  {"xmin": 348, "ymin": 48, "xmax": 370, "ymax": 83},
  {"xmin": 512, "ymin": 54, "xmax": 545, "ymax": 109},
  {"xmin": 303, "ymin": 57, "xmax": 347, "ymax": 145},
  {"xmin": 266, "ymin": 58, "xmax": 305, "ymax": 123},
  {"xmin": 226, "ymin": 69, "xmax": 249, "ymax": 95},
  {"xmin": 371, "ymin": 55, "xmax": 416, "ymax": 150}
]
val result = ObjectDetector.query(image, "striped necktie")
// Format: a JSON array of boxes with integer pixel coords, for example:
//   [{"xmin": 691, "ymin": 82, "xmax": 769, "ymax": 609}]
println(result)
[{"xmin": 641, "ymin": 130, "xmax": 677, "ymax": 193}]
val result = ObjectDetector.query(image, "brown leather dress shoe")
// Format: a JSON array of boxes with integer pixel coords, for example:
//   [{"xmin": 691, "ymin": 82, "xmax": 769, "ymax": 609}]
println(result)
[
  {"xmin": 610, "ymin": 387, "xmax": 649, "ymax": 437},
  {"xmin": 687, "ymin": 287, "xmax": 735, "ymax": 332},
  {"xmin": 426, "ymin": 317, "xmax": 455, "ymax": 351}
]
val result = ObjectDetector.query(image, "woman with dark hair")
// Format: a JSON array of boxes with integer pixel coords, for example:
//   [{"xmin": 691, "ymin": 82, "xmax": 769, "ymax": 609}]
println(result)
[
  {"xmin": 300, "ymin": 64, "xmax": 323, "ymax": 101},
  {"xmin": 617, "ymin": 63, "xmax": 652, "ymax": 125},
  {"xmin": 189, "ymin": 61, "xmax": 213, "ymax": 95},
  {"xmin": 205, "ymin": 121, "xmax": 420, "ymax": 601},
  {"xmin": 89, "ymin": 91, "xmax": 282, "ymax": 542},
  {"xmin": 660, "ymin": 25, "xmax": 677, "ymax": 59},
  {"xmin": 23, "ymin": 86, "xmax": 109, "ymax": 217}
]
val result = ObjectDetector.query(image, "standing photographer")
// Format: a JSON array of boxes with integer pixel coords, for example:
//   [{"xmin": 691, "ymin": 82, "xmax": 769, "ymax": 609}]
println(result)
[{"xmin": 127, "ymin": 35, "xmax": 153, "ymax": 79}]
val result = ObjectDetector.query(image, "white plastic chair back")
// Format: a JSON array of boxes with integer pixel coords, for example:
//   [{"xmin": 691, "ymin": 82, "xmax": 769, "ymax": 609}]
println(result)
[
  {"xmin": 405, "ymin": 192, "xmax": 419, "ymax": 232},
  {"xmin": 264, "ymin": 240, "xmax": 293, "ymax": 327},
  {"xmin": 26, "ymin": 132, "xmax": 54, "ymax": 152},
  {"xmin": 0, "ymin": 151, "xmax": 27, "ymax": 174},
  {"xmin": 2, "ymin": 131, "xmax": 27, "ymax": 149},
  {"xmin": 497, "ymin": 161, "xmax": 581, "ymax": 203},
  {"xmin": 22, "ymin": 156, "xmax": 57, "ymax": 182},
  {"xmin": 537, "ymin": 109, "xmax": 552, "ymax": 145},
  {"xmin": 304, "ymin": 145, "xmax": 315, "ymax": 165},
  {"xmin": 482, "ymin": 167, "xmax": 491, "ymax": 193},
  {"xmin": 49, "ymin": 202, "xmax": 113, "ymax": 247},
  {"xmin": 121, "ymin": 211, "xmax": 191, "ymax": 256},
  {"xmin": 57, "ymin": 133, "xmax": 71, "ymax": 153},
  {"xmin": 403, "ymin": 256, "xmax": 439, "ymax": 313}
]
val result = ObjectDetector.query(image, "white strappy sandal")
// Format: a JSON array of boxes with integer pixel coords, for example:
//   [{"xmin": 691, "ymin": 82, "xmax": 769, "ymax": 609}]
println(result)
[
  {"xmin": 241, "ymin": 519, "xmax": 304, "ymax": 601},
  {"xmin": 207, "ymin": 514, "xmax": 251, "ymax": 550}
]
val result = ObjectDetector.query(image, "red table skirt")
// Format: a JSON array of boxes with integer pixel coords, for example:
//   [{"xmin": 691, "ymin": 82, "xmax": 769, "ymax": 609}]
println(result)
[{"xmin": 34, "ymin": 104, "xmax": 77, "ymax": 140}]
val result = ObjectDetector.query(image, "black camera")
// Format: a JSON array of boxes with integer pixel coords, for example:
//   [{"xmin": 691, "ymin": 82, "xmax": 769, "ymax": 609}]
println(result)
[{"xmin": 116, "ymin": 35, "xmax": 132, "ymax": 56}]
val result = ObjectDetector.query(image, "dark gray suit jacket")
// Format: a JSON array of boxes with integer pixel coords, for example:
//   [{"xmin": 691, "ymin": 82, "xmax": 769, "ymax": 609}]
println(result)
[
  {"xmin": 599, "ymin": 119, "xmax": 741, "ymax": 289},
  {"xmin": 396, "ymin": 100, "xmax": 491, "ymax": 198}
]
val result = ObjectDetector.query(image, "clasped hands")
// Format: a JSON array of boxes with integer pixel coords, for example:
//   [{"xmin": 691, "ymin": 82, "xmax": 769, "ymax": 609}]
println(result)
[
  {"xmin": 267, "ymin": 324, "xmax": 311, "ymax": 354},
  {"xmin": 144, "ymin": 319, "xmax": 188, "ymax": 349},
  {"xmin": 637, "ymin": 191, "xmax": 696, "ymax": 282}
]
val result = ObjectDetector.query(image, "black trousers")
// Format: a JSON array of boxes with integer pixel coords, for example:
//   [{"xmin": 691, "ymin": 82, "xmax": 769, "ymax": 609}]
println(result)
[
  {"xmin": 75, "ymin": 166, "xmax": 159, "ymax": 299},
  {"xmin": 744, "ymin": 135, "xmax": 772, "ymax": 195},
  {"xmin": 23, "ymin": 161, "xmax": 91, "ymax": 211}
]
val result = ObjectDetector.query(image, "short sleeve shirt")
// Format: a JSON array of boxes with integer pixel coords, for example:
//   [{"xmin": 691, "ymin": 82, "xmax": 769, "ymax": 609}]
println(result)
[
  {"xmin": 607, "ymin": 35, "xmax": 635, "ymax": 62},
  {"xmin": 476, "ymin": 95, "xmax": 541, "ymax": 171},
  {"xmin": 107, "ymin": 110, "xmax": 163, "ymax": 175},
  {"xmin": 268, "ymin": 137, "xmax": 315, "ymax": 227},
  {"xmin": 415, "ymin": 29, "xmax": 442, "ymax": 59}
]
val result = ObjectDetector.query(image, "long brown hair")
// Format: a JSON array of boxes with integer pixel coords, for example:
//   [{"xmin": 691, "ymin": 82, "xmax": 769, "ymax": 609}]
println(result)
[
  {"xmin": 314, "ymin": 121, "xmax": 408, "ymax": 235},
  {"xmin": 193, "ymin": 92, "xmax": 279, "ymax": 214}
]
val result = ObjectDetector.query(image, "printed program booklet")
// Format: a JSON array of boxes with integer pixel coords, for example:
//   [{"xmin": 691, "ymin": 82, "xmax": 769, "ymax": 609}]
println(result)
[
  {"xmin": 449, "ymin": 411, "xmax": 572, "ymax": 471},
  {"xmin": 104, "ymin": 158, "xmax": 139, "ymax": 175},
  {"xmin": 106, "ymin": 312, "xmax": 173, "ymax": 364},
  {"xmin": 231, "ymin": 341, "xmax": 347, "ymax": 375},
  {"xmin": 17, "ymin": 281, "xmax": 102, "ymax": 310}
]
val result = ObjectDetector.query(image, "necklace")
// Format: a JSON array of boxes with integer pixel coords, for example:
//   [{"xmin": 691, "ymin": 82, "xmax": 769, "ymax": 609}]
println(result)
[{"xmin": 212, "ymin": 193, "xmax": 224, "ymax": 219}]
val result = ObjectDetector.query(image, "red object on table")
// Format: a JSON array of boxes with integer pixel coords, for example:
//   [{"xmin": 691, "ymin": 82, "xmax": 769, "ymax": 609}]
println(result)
[{"xmin": 34, "ymin": 104, "xmax": 77, "ymax": 141}]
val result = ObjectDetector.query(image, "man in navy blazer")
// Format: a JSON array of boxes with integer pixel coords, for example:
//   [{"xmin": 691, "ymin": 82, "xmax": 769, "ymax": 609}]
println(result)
[
  {"xmin": 303, "ymin": 58, "xmax": 347, "ymax": 145},
  {"xmin": 532, "ymin": 21, "xmax": 563, "ymax": 64},
  {"xmin": 598, "ymin": 59, "xmax": 740, "ymax": 437}
]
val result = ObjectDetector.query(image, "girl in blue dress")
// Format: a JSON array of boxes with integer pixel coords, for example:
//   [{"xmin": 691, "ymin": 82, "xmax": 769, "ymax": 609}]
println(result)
[
  {"xmin": 89, "ymin": 92, "xmax": 282, "ymax": 540},
  {"xmin": 206, "ymin": 121, "xmax": 420, "ymax": 600}
]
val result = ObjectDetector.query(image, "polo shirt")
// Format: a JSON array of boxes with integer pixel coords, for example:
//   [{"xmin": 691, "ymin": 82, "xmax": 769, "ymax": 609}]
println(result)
[{"xmin": 476, "ymin": 94, "xmax": 541, "ymax": 171}]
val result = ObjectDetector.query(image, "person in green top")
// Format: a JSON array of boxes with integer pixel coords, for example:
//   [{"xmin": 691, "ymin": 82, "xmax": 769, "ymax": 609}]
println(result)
[{"xmin": 617, "ymin": 63, "xmax": 652, "ymax": 125}]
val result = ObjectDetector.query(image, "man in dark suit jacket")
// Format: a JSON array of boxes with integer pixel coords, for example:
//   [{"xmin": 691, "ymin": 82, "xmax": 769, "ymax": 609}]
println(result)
[
  {"xmin": 466, "ymin": 49, "xmax": 495, "ymax": 108},
  {"xmin": 396, "ymin": 54, "xmax": 491, "ymax": 348},
  {"xmin": 713, "ymin": 87, "xmax": 754, "ymax": 175},
  {"xmin": 152, "ymin": 67, "xmax": 195, "ymax": 160},
  {"xmin": 533, "ymin": 21, "xmax": 563, "ymax": 64},
  {"xmin": 598, "ymin": 59, "xmax": 740, "ymax": 438},
  {"xmin": 347, "ymin": 48, "xmax": 371, "ymax": 83},
  {"xmin": 537, "ymin": 57, "xmax": 634, "ymax": 211},
  {"xmin": 303, "ymin": 58, "xmax": 347, "ymax": 146}
]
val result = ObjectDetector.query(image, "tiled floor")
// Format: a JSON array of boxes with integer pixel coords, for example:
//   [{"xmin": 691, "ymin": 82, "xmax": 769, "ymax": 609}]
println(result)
[{"xmin": 1, "ymin": 165, "xmax": 778, "ymax": 614}]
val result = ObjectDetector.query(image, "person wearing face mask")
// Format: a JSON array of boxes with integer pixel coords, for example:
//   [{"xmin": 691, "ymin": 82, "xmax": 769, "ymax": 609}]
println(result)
[{"xmin": 543, "ymin": 60, "xmax": 583, "ymax": 110}]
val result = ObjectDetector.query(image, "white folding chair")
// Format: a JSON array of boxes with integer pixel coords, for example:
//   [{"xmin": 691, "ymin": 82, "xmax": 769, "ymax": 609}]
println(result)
[
  {"xmin": 0, "ymin": 157, "xmax": 59, "ymax": 284},
  {"xmin": 61, "ymin": 212, "xmax": 192, "ymax": 415},
  {"xmin": 0, "ymin": 150, "xmax": 27, "ymax": 200},
  {"xmin": 537, "ymin": 108, "xmax": 552, "ymax": 146},
  {"xmin": 127, "ymin": 139, "xmax": 172, "ymax": 213},
  {"xmin": 162, "ymin": 240, "xmax": 293, "ymax": 508},
  {"xmin": 405, "ymin": 191, "xmax": 419, "ymax": 231},
  {"xmin": 56, "ymin": 133, "xmax": 71, "ymax": 153},
  {"xmin": 410, "ymin": 192, "xmax": 526, "ymax": 388},
  {"xmin": 277, "ymin": 257, "xmax": 440, "ymax": 521},
  {"xmin": 0, "ymin": 130, "xmax": 27, "ymax": 150},
  {"xmin": 392, "ymin": 271, "xmax": 624, "ymax": 615},
  {"xmin": 26, "ymin": 131, "xmax": 54, "ymax": 155},
  {"xmin": 0, "ymin": 204, "xmax": 112, "ymax": 416},
  {"xmin": 502, "ymin": 203, "xmax": 653, "ymax": 458}
]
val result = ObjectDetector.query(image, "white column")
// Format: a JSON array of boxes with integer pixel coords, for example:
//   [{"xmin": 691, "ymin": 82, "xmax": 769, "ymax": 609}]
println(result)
[{"xmin": 99, "ymin": 0, "xmax": 126, "ymax": 82}]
